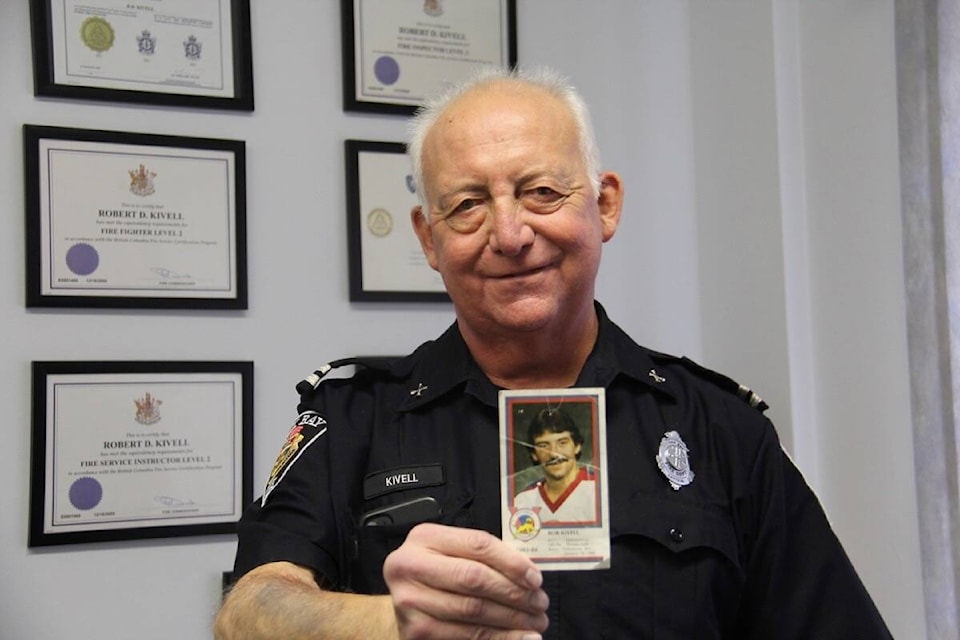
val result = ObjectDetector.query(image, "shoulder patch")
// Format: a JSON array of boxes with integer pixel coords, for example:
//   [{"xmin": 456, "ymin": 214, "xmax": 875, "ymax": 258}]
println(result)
[
  {"xmin": 261, "ymin": 411, "xmax": 328, "ymax": 506},
  {"xmin": 678, "ymin": 357, "xmax": 769, "ymax": 413}
]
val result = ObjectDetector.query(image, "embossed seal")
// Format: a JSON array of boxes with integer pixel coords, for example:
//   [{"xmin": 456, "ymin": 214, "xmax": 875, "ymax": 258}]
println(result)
[
  {"xmin": 80, "ymin": 16, "xmax": 115, "ymax": 53},
  {"xmin": 367, "ymin": 208, "xmax": 393, "ymax": 237},
  {"xmin": 656, "ymin": 430, "xmax": 694, "ymax": 490}
]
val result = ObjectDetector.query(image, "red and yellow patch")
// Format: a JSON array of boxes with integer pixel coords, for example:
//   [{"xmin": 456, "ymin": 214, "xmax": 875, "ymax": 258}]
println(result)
[{"xmin": 261, "ymin": 411, "xmax": 327, "ymax": 505}]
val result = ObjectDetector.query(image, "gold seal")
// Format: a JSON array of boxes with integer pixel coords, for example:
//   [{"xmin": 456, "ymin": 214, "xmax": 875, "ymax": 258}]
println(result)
[
  {"xmin": 80, "ymin": 16, "xmax": 115, "ymax": 53},
  {"xmin": 367, "ymin": 208, "xmax": 393, "ymax": 237}
]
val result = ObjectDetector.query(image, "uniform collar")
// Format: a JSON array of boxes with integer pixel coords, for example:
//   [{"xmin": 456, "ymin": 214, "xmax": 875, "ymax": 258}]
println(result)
[
  {"xmin": 396, "ymin": 302, "xmax": 677, "ymax": 412},
  {"xmin": 578, "ymin": 302, "xmax": 678, "ymax": 402},
  {"xmin": 396, "ymin": 322, "xmax": 493, "ymax": 411}
]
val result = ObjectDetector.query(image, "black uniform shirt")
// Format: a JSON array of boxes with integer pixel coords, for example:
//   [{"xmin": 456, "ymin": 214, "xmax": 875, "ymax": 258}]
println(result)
[{"xmin": 234, "ymin": 304, "xmax": 892, "ymax": 639}]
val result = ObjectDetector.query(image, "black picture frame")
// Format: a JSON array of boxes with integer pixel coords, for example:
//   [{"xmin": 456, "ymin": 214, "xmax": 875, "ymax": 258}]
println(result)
[
  {"xmin": 345, "ymin": 139, "xmax": 450, "ymax": 302},
  {"xmin": 24, "ymin": 124, "xmax": 248, "ymax": 310},
  {"xmin": 29, "ymin": 0, "xmax": 254, "ymax": 111},
  {"xmin": 29, "ymin": 360, "xmax": 254, "ymax": 547},
  {"xmin": 341, "ymin": 0, "xmax": 517, "ymax": 115},
  {"xmin": 222, "ymin": 570, "xmax": 236, "ymax": 596}
]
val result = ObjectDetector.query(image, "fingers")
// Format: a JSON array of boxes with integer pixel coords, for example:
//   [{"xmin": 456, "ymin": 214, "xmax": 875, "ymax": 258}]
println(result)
[
  {"xmin": 383, "ymin": 523, "xmax": 550, "ymax": 638},
  {"xmin": 404, "ymin": 523, "xmax": 543, "ymax": 590},
  {"xmin": 388, "ymin": 543, "xmax": 546, "ymax": 614},
  {"xmin": 394, "ymin": 614, "xmax": 546, "ymax": 640},
  {"xmin": 392, "ymin": 588, "xmax": 548, "ymax": 639}
]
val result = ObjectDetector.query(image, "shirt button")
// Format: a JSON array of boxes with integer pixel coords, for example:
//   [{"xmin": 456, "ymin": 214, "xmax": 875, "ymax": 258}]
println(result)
[{"xmin": 669, "ymin": 528, "xmax": 684, "ymax": 543}]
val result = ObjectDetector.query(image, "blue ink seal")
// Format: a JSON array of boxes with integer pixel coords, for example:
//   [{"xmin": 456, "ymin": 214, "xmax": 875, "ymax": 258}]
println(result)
[
  {"xmin": 69, "ymin": 477, "xmax": 103, "ymax": 511},
  {"xmin": 65, "ymin": 243, "xmax": 99, "ymax": 276},
  {"xmin": 374, "ymin": 56, "xmax": 400, "ymax": 85}
]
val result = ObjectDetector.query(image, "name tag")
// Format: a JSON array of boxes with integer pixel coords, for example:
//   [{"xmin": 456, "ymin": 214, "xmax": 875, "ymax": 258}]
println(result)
[{"xmin": 363, "ymin": 464, "xmax": 444, "ymax": 499}]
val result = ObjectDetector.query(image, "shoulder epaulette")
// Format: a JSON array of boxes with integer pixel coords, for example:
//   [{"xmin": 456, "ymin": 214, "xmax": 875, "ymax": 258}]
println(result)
[
  {"xmin": 295, "ymin": 356, "xmax": 400, "ymax": 395},
  {"xmin": 678, "ymin": 356, "xmax": 769, "ymax": 413}
]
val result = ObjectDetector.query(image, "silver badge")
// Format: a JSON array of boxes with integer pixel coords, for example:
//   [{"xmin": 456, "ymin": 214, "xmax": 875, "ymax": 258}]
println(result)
[{"xmin": 656, "ymin": 430, "xmax": 694, "ymax": 490}]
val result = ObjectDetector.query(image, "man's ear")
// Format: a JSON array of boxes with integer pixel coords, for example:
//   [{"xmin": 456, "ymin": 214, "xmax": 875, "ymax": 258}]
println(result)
[
  {"xmin": 411, "ymin": 206, "xmax": 439, "ymax": 270},
  {"xmin": 597, "ymin": 172, "xmax": 624, "ymax": 242}
]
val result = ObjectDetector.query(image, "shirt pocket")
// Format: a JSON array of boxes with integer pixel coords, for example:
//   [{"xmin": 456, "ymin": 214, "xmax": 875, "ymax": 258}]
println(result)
[
  {"xmin": 599, "ymin": 493, "xmax": 744, "ymax": 639},
  {"xmin": 347, "ymin": 488, "xmax": 474, "ymax": 594}
]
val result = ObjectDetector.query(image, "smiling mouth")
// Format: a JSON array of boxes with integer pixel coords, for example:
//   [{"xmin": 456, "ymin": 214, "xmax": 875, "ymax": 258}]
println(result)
[
  {"xmin": 497, "ymin": 264, "xmax": 552, "ymax": 279},
  {"xmin": 544, "ymin": 455, "xmax": 569, "ymax": 466}
]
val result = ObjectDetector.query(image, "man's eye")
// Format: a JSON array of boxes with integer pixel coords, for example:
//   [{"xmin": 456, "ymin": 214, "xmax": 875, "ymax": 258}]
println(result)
[
  {"xmin": 452, "ymin": 198, "xmax": 481, "ymax": 214},
  {"xmin": 443, "ymin": 199, "xmax": 486, "ymax": 233},
  {"xmin": 522, "ymin": 187, "xmax": 565, "ymax": 212}
]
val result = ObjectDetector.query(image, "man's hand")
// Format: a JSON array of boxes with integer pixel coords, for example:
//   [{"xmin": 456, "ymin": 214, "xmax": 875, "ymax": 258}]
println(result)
[{"xmin": 383, "ymin": 523, "xmax": 550, "ymax": 639}]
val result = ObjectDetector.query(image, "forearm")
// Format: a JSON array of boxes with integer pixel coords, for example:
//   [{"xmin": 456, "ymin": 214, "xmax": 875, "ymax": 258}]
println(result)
[{"xmin": 214, "ymin": 562, "xmax": 398, "ymax": 640}]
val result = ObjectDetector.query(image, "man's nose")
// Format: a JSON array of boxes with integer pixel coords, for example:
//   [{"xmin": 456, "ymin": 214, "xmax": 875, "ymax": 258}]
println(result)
[{"xmin": 488, "ymin": 198, "xmax": 534, "ymax": 256}]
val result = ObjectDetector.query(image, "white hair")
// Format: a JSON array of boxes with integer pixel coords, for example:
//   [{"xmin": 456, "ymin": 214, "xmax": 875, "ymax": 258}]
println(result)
[{"xmin": 406, "ymin": 66, "xmax": 602, "ymax": 205}]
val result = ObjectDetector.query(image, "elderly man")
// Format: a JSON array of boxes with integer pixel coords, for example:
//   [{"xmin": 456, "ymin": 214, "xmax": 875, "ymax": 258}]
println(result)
[{"xmin": 215, "ymin": 67, "xmax": 891, "ymax": 639}]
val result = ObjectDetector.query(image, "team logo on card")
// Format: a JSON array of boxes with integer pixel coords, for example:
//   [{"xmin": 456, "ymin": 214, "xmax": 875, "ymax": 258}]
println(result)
[{"xmin": 508, "ymin": 507, "xmax": 542, "ymax": 541}]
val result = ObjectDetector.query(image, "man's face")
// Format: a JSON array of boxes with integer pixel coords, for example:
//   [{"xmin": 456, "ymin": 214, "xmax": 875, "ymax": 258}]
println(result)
[
  {"xmin": 412, "ymin": 81, "xmax": 622, "ymax": 337},
  {"xmin": 531, "ymin": 430, "xmax": 581, "ymax": 483}
]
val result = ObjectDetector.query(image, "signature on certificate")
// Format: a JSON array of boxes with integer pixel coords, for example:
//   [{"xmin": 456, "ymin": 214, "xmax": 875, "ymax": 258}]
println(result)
[
  {"xmin": 150, "ymin": 267, "xmax": 193, "ymax": 279},
  {"xmin": 154, "ymin": 495, "xmax": 196, "ymax": 507}
]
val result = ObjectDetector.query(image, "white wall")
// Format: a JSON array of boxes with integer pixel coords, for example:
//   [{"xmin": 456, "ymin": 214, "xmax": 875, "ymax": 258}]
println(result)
[
  {"xmin": 0, "ymin": 1, "xmax": 925, "ymax": 638},
  {"xmin": 685, "ymin": 3, "xmax": 924, "ymax": 635},
  {"xmin": 793, "ymin": 3, "xmax": 925, "ymax": 633}
]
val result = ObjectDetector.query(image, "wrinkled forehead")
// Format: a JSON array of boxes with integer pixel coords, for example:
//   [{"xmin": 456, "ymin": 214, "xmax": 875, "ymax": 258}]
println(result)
[{"xmin": 424, "ymin": 81, "xmax": 573, "ymax": 153}]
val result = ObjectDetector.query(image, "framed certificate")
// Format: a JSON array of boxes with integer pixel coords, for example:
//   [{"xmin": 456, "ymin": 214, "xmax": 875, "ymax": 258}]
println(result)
[
  {"xmin": 24, "ymin": 125, "xmax": 247, "ymax": 310},
  {"xmin": 29, "ymin": 0, "xmax": 254, "ymax": 110},
  {"xmin": 341, "ymin": 0, "xmax": 517, "ymax": 115},
  {"xmin": 29, "ymin": 360, "xmax": 253, "ymax": 547},
  {"xmin": 345, "ymin": 139, "xmax": 449, "ymax": 302}
]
